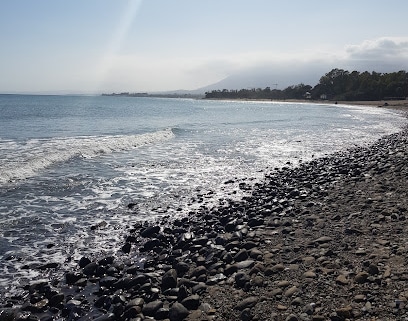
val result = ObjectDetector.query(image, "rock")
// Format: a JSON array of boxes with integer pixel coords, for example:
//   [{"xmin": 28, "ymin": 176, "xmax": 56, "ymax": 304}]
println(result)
[
  {"xmin": 265, "ymin": 263, "xmax": 284, "ymax": 275},
  {"xmin": 234, "ymin": 260, "xmax": 255, "ymax": 269},
  {"xmin": 83, "ymin": 262, "xmax": 98, "ymax": 276},
  {"xmin": 192, "ymin": 282, "xmax": 207, "ymax": 294},
  {"xmin": 303, "ymin": 270, "xmax": 317, "ymax": 278},
  {"xmin": 354, "ymin": 294, "xmax": 366, "ymax": 302},
  {"xmin": 313, "ymin": 236, "xmax": 333, "ymax": 244},
  {"xmin": 122, "ymin": 242, "xmax": 131, "ymax": 253},
  {"xmin": 367, "ymin": 263, "xmax": 379, "ymax": 275},
  {"xmin": 181, "ymin": 294, "xmax": 200, "ymax": 310},
  {"xmin": 123, "ymin": 306, "xmax": 140, "ymax": 319},
  {"xmin": 99, "ymin": 276, "xmax": 118, "ymax": 288},
  {"xmin": 269, "ymin": 288, "xmax": 283, "ymax": 297},
  {"xmin": 285, "ymin": 314, "xmax": 299, "ymax": 321},
  {"xmin": 177, "ymin": 284, "xmax": 189, "ymax": 301},
  {"xmin": 291, "ymin": 297, "xmax": 304, "ymax": 306},
  {"xmin": 190, "ymin": 266, "xmax": 207, "ymax": 278},
  {"xmin": 236, "ymin": 297, "xmax": 258, "ymax": 310},
  {"xmin": 98, "ymin": 256, "xmax": 114, "ymax": 266},
  {"xmin": 284, "ymin": 286, "xmax": 299, "ymax": 297},
  {"xmin": 175, "ymin": 261, "xmax": 190, "ymax": 276},
  {"xmin": 251, "ymin": 275, "xmax": 264, "ymax": 287},
  {"xmin": 141, "ymin": 238, "xmax": 161, "ymax": 252},
  {"xmin": 142, "ymin": 300, "xmax": 163, "ymax": 317},
  {"xmin": 155, "ymin": 307, "xmax": 170, "ymax": 319},
  {"xmin": 65, "ymin": 272, "xmax": 83, "ymax": 285},
  {"xmin": 235, "ymin": 272, "xmax": 250, "ymax": 288},
  {"xmin": 336, "ymin": 306, "xmax": 353, "ymax": 319},
  {"xmin": 79, "ymin": 256, "xmax": 91, "ymax": 268},
  {"xmin": 234, "ymin": 249, "xmax": 248, "ymax": 262},
  {"xmin": 140, "ymin": 225, "xmax": 160, "ymax": 237},
  {"xmin": 0, "ymin": 309, "xmax": 17, "ymax": 321},
  {"xmin": 354, "ymin": 271, "xmax": 369, "ymax": 284},
  {"xmin": 49, "ymin": 293, "xmax": 64, "ymax": 307},
  {"xmin": 162, "ymin": 268, "xmax": 177, "ymax": 290},
  {"xmin": 240, "ymin": 308, "xmax": 253, "ymax": 321},
  {"xmin": 335, "ymin": 274, "xmax": 349, "ymax": 285},
  {"xmin": 169, "ymin": 302, "xmax": 189, "ymax": 321},
  {"xmin": 249, "ymin": 248, "xmax": 263, "ymax": 260}
]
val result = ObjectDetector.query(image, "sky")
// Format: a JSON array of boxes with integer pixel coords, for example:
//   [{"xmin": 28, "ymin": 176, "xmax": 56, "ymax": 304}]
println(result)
[{"xmin": 1, "ymin": 0, "xmax": 408, "ymax": 94}]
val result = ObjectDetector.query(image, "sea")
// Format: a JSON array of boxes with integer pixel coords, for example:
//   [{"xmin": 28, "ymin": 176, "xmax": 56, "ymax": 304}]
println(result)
[{"xmin": 0, "ymin": 94, "xmax": 406, "ymax": 299}]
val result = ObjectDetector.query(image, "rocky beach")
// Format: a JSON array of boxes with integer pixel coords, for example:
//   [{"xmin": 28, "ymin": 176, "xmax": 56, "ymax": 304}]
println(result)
[{"xmin": 1, "ymin": 112, "xmax": 408, "ymax": 321}]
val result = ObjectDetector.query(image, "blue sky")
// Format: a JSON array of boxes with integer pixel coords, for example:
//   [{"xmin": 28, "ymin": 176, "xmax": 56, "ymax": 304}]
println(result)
[{"xmin": 1, "ymin": 0, "xmax": 408, "ymax": 93}]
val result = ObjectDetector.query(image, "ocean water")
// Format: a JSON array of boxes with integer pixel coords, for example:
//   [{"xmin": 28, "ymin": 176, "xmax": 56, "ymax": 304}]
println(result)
[{"xmin": 0, "ymin": 94, "xmax": 406, "ymax": 298}]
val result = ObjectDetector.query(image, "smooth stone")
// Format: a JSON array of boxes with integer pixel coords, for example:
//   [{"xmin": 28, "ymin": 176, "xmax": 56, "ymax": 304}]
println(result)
[
  {"xmin": 303, "ymin": 271, "xmax": 317, "ymax": 278},
  {"xmin": 235, "ymin": 296, "xmax": 258, "ymax": 310},
  {"xmin": 155, "ymin": 307, "xmax": 170, "ymax": 320},
  {"xmin": 285, "ymin": 314, "xmax": 299, "ymax": 321},
  {"xmin": 234, "ymin": 260, "xmax": 255, "ymax": 269},
  {"xmin": 313, "ymin": 236, "xmax": 333, "ymax": 244},
  {"xmin": 78, "ymin": 257, "xmax": 91, "ymax": 268},
  {"xmin": 336, "ymin": 274, "xmax": 349, "ymax": 285},
  {"xmin": 126, "ymin": 297, "xmax": 144, "ymax": 308},
  {"xmin": 234, "ymin": 249, "xmax": 249, "ymax": 262},
  {"xmin": 190, "ymin": 266, "xmax": 207, "ymax": 278},
  {"xmin": 251, "ymin": 275, "xmax": 264, "ymax": 287},
  {"xmin": 277, "ymin": 280, "xmax": 290, "ymax": 287},
  {"xmin": 284, "ymin": 286, "xmax": 299, "ymax": 297},
  {"xmin": 354, "ymin": 294, "xmax": 366, "ymax": 302},
  {"xmin": 240, "ymin": 308, "xmax": 252, "ymax": 321},
  {"xmin": 235, "ymin": 272, "xmax": 250, "ymax": 289},
  {"xmin": 83, "ymin": 262, "xmax": 98, "ymax": 276},
  {"xmin": 175, "ymin": 262, "xmax": 190, "ymax": 276},
  {"xmin": 122, "ymin": 242, "xmax": 131, "ymax": 254},
  {"xmin": 169, "ymin": 302, "xmax": 189, "ymax": 321},
  {"xmin": 142, "ymin": 300, "xmax": 163, "ymax": 317},
  {"xmin": 49, "ymin": 293, "xmax": 64, "ymax": 307},
  {"xmin": 140, "ymin": 225, "xmax": 160, "ymax": 237},
  {"xmin": 336, "ymin": 306, "xmax": 352, "ymax": 319},
  {"xmin": 181, "ymin": 294, "xmax": 200, "ymax": 310},
  {"xmin": 354, "ymin": 271, "xmax": 369, "ymax": 283},
  {"xmin": 162, "ymin": 268, "xmax": 178, "ymax": 290},
  {"xmin": 249, "ymin": 248, "xmax": 263, "ymax": 260},
  {"xmin": 367, "ymin": 264, "xmax": 379, "ymax": 275},
  {"xmin": 265, "ymin": 263, "xmax": 284, "ymax": 275}
]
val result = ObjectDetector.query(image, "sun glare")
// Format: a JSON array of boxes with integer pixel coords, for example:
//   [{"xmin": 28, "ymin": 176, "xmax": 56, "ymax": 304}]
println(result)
[{"xmin": 95, "ymin": 0, "xmax": 143, "ymax": 92}]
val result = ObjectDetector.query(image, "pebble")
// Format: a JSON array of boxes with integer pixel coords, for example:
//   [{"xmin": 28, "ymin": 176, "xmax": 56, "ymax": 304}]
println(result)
[
  {"xmin": 169, "ymin": 302, "xmax": 189, "ymax": 321},
  {"xmin": 3, "ymin": 126, "xmax": 408, "ymax": 321},
  {"xmin": 235, "ymin": 297, "xmax": 258, "ymax": 310}
]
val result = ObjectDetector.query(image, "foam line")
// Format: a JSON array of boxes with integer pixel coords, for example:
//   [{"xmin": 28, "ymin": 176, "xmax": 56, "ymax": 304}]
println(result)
[{"xmin": 0, "ymin": 129, "xmax": 174, "ymax": 184}]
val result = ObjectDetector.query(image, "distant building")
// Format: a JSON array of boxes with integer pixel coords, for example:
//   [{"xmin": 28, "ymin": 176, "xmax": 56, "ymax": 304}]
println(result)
[
  {"xmin": 305, "ymin": 92, "xmax": 312, "ymax": 99},
  {"xmin": 320, "ymin": 94, "xmax": 327, "ymax": 100}
]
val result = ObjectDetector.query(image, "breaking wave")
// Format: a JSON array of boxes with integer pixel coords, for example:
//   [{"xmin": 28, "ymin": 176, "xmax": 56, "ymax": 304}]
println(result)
[{"xmin": 0, "ymin": 128, "xmax": 174, "ymax": 184}]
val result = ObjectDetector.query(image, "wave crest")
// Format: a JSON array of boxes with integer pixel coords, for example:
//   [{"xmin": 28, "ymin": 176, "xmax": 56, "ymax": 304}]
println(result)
[{"xmin": 0, "ymin": 129, "xmax": 174, "ymax": 184}]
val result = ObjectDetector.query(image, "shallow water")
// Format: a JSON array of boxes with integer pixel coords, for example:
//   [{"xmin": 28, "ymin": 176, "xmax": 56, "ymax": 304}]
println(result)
[{"xmin": 0, "ymin": 95, "xmax": 406, "ymax": 298}]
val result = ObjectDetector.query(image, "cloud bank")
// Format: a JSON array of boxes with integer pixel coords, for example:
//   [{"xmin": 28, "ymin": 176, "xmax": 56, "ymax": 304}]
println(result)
[{"xmin": 198, "ymin": 37, "xmax": 408, "ymax": 91}]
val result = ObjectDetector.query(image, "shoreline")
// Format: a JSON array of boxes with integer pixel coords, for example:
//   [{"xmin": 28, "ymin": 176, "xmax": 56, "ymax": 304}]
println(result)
[
  {"xmin": 205, "ymin": 97, "xmax": 408, "ymax": 109},
  {"xmin": 1, "ymin": 117, "xmax": 408, "ymax": 320}
]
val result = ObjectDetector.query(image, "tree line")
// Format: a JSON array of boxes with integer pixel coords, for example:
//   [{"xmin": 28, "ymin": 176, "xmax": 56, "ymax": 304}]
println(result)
[{"xmin": 205, "ymin": 69, "xmax": 408, "ymax": 101}]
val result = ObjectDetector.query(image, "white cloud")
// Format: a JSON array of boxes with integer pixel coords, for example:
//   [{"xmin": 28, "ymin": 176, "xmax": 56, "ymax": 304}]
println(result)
[
  {"xmin": 195, "ymin": 37, "xmax": 408, "ymax": 91},
  {"xmin": 53, "ymin": 37, "xmax": 408, "ymax": 93},
  {"xmin": 346, "ymin": 37, "xmax": 408, "ymax": 60}
]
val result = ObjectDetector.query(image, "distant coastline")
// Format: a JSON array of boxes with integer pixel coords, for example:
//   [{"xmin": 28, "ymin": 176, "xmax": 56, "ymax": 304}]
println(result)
[{"xmin": 101, "ymin": 92, "xmax": 205, "ymax": 99}]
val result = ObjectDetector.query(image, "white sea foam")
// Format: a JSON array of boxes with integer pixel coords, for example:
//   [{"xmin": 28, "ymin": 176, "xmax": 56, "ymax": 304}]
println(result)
[
  {"xmin": 0, "ymin": 128, "xmax": 174, "ymax": 184},
  {"xmin": 0, "ymin": 98, "xmax": 407, "ymax": 301}
]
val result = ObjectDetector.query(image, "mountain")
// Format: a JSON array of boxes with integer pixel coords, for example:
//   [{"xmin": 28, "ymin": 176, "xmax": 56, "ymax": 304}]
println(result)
[{"xmin": 196, "ymin": 65, "xmax": 327, "ymax": 93}]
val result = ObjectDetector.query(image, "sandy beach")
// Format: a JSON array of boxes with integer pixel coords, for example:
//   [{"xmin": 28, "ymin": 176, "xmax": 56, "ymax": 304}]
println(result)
[{"xmin": 1, "ymin": 110, "xmax": 407, "ymax": 321}]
